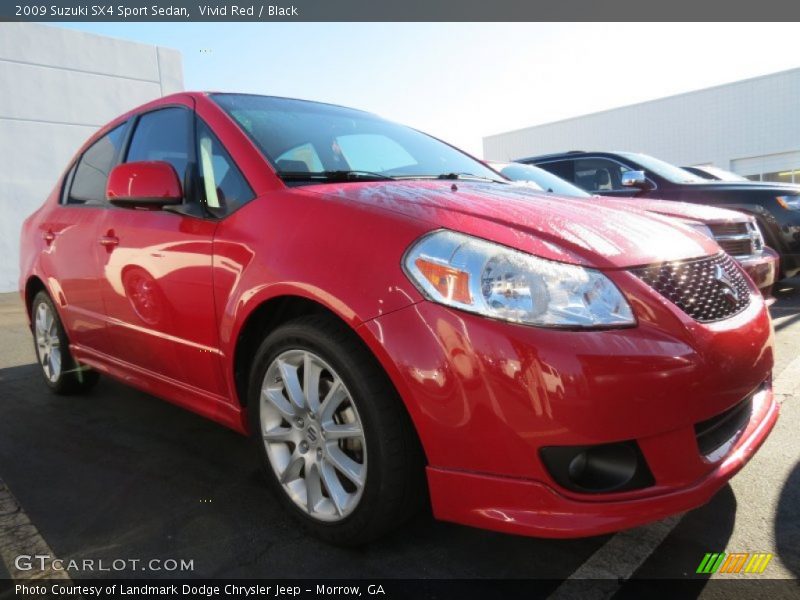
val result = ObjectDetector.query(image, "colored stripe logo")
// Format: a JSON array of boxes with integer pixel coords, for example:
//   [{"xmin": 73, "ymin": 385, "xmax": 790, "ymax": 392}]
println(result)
[{"xmin": 696, "ymin": 552, "xmax": 773, "ymax": 574}]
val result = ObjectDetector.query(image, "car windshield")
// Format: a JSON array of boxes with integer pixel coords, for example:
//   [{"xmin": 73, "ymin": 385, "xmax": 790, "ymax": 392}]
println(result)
[
  {"xmin": 212, "ymin": 94, "xmax": 505, "ymax": 183},
  {"xmin": 497, "ymin": 163, "xmax": 591, "ymax": 197},
  {"xmin": 617, "ymin": 152, "xmax": 707, "ymax": 184}
]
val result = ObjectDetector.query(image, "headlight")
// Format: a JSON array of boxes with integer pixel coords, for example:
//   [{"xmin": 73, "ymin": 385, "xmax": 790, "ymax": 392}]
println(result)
[
  {"xmin": 403, "ymin": 230, "xmax": 635, "ymax": 328},
  {"xmin": 776, "ymin": 195, "xmax": 800, "ymax": 210},
  {"xmin": 680, "ymin": 220, "xmax": 713, "ymax": 239}
]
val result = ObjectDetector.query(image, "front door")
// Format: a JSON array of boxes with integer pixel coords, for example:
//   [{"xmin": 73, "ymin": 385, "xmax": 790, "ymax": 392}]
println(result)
[{"xmin": 95, "ymin": 104, "xmax": 226, "ymax": 398}]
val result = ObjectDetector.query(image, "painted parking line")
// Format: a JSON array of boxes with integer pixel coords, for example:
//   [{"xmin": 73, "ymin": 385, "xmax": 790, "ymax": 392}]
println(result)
[
  {"xmin": 0, "ymin": 480, "xmax": 69, "ymax": 581},
  {"xmin": 548, "ymin": 350, "xmax": 800, "ymax": 598},
  {"xmin": 547, "ymin": 515, "xmax": 682, "ymax": 599}
]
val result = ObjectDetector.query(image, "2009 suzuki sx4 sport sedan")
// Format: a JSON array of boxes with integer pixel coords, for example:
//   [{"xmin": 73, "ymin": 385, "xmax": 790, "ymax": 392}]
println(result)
[{"xmin": 20, "ymin": 93, "xmax": 778, "ymax": 545}]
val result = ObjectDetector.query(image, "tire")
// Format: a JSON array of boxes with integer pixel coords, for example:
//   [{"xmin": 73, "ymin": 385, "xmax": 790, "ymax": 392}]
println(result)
[
  {"xmin": 248, "ymin": 314, "xmax": 426, "ymax": 545},
  {"xmin": 31, "ymin": 291, "xmax": 99, "ymax": 394}
]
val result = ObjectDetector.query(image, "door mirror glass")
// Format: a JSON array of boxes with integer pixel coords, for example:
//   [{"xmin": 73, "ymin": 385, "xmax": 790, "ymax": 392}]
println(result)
[{"xmin": 106, "ymin": 161, "xmax": 183, "ymax": 209}]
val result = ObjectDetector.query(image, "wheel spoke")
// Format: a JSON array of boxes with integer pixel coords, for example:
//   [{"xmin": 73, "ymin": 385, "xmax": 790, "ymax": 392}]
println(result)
[
  {"xmin": 36, "ymin": 305, "xmax": 47, "ymax": 336},
  {"xmin": 262, "ymin": 387, "xmax": 297, "ymax": 421},
  {"xmin": 305, "ymin": 463, "xmax": 323, "ymax": 514},
  {"xmin": 49, "ymin": 351, "xmax": 61, "ymax": 379},
  {"xmin": 279, "ymin": 454, "xmax": 304, "ymax": 484},
  {"xmin": 40, "ymin": 350, "xmax": 49, "ymax": 376},
  {"xmin": 323, "ymin": 422, "xmax": 362, "ymax": 440},
  {"xmin": 262, "ymin": 426, "xmax": 293, "ymax": 442},
  {"xmin": 303, "ymin": 353, "xmax": 323, "ymax": 414},
  {"xmin": 318, "ymin": 380, "xmax": 347, "ymax": 423},
  {"xmin": 326, "ymin": 444, "xmax": 365, "ymax": 488},
  {"xmin": 278, "ymin": 358, "xmax": 305, "ymax": 412},
  {"xmin": 320, "ymin": 459, "xmax": 348, "ymax": 516}
]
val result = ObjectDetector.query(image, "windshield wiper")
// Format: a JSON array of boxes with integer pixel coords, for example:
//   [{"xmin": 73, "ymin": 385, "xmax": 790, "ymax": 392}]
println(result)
[
  {"xmin": 436, "ymin": 172, "xmax": 505, "ymax": 183},
  {"xmin": 279, "ymin": 170, "xmax": 395, "ymax": 182}
]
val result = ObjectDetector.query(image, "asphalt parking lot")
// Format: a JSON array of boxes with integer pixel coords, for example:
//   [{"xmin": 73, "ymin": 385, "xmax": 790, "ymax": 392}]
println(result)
[{"xmin": 0, "ymin": 282, "xmax": 798, "ymax": 594}]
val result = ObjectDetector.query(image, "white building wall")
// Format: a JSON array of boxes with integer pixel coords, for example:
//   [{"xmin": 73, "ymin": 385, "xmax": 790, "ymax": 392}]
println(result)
[
  {"xmin": 483, "ymin": 68, "xmax": 800, "ymax": 179},
  {"xmin": 0, "ymin": 23, "xmax": 183, "ymax": 293}
]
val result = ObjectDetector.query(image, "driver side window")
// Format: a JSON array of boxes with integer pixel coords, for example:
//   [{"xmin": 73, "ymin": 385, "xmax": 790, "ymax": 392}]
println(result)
[
  {"xmin": 126, "ymin": 107, "xmax": 192, "ymax": 189},
  {"xmin": 573, "ymin": 158, "xmax": 634, "ymax": 192}
]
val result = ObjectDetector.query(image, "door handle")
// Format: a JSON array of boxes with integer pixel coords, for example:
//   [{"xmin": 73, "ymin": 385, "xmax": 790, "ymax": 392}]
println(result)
[
  {"xmin": 99, "ymin": 235, "xmax": 119, "ymax": 248},
  {"xmin": 42, "ymin": 230, "xmax": 56, "ymax": 245}
]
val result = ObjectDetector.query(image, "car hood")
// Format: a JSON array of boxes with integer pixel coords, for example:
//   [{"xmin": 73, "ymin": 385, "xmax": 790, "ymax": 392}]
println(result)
[
  {"xmin": 589, "ymin": 196, "xmax": 750, "ymax": 224},
  {"xmin": 304, "ymin": 180, "xmax": 719, "ymax": 269},
  {"xmin": 679, "ymin": 181, "xmax": 800, "ymax": 194}
]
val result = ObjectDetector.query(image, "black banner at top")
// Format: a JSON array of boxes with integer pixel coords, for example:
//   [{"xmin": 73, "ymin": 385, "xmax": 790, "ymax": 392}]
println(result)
[{"xmin": 2, "ymin": 0, "xmax": 800, "ymax": 22}]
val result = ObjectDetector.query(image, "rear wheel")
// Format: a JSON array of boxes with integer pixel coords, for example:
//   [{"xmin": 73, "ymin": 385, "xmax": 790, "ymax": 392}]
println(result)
[
  {"xmin": 248, "ymin": 314, "xmax": 425, "ymax": 545},
  {"xmin": 31, "ymin": 291, "xmax": 99, "ymax": 394}
]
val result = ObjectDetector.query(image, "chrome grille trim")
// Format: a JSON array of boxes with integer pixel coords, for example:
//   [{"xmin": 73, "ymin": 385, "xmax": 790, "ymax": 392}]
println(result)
[{"xmin": 632, "ymin": 253, "xmax": 751, "ymax": 323}]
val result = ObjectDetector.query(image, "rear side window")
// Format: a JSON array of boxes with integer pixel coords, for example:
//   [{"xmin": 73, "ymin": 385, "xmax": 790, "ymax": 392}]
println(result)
[
  {"xmin": 196, "ymin": 120, "xmax": 254, "ymax": 215},
  {"xmin": 67, "ymin": 124, "xmax": 126, "ymax": 204},
  {"xmin": 538, "ymin": 160, "xmax": 575, "ymax": 183},
  {"xmin": 126, "ymin": 107, "xmax": 192, "ymax": 187}
]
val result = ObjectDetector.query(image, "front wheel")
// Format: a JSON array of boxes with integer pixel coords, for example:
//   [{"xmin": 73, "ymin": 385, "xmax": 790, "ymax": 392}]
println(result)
[
  {"xmin": 31, "ymin": 291, "xmax": 99, "ymax": 394},
  {"xmin": 248, "ymin": 314, "xmax": 425, "ymax": 545}
]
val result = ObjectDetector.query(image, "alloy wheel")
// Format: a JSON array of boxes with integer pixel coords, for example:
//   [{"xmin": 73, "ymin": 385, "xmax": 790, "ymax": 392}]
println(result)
[
  {"xmin": 35, "ymin": 302, "xmax": 61, "ymax": 382},
  {"xmin": 260, "ymin": 349, "xmax": 367, "ymax": 522}
]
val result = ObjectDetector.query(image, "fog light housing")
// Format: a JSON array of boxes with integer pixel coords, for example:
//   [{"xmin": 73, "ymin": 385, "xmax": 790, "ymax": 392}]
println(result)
[{"xmin": 540, "ymin": 441, "xmax": 654, "ymax": 494}]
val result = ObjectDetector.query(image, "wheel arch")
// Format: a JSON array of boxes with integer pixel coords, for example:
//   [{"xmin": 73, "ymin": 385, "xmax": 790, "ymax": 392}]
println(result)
[
  {"xmin": 231, "ymin": 293, "xmax": 429, "ymax": 465},
  {"xmin": 232, "ymin": 294, "xmax": 337, "ymax": 409},
  {"xmin": 24, "ymin": 275, "xmax": 48, "ymax": 322}
]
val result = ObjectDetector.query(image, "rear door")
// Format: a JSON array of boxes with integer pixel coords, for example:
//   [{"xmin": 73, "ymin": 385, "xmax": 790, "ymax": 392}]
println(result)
[
  {"xmin": 94, "ymin": 102, "xmax": 226, "ymax": 398},
  {"xmin": 39, "ymin": 124, "xmax": 128, "ymax": 354}
]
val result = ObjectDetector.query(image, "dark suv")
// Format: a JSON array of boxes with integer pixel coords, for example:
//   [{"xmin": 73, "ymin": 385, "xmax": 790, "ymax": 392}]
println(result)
[{"xmin": 521, "ymin": 151, "xmax": 800, "ymax": 278}]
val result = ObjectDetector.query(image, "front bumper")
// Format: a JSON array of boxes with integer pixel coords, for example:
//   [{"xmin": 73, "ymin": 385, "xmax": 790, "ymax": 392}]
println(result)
[
  {"xmin": 738, "ymin": 247, "xmax": 779, "ymax": 302},
  {"xmin": 359, "ymin": 269, "xmax": 775, "ymax": 537},
  {"xmin": 426, "ymin": 384, "xmax": 777, "ymax": 537}
]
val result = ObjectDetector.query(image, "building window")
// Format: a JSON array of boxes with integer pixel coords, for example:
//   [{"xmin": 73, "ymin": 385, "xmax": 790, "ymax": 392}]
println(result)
[{"xmin": 745, "ymin": 169, "xmax": 800, "ymax": 184}]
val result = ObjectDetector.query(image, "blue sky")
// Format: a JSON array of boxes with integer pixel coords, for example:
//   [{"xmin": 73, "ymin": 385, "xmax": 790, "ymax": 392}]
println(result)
[{"xmin": 60, "ymin": 23, "xmax": 800, "ymax": 155}]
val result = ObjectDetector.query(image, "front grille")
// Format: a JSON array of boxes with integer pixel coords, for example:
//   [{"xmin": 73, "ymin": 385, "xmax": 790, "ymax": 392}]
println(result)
[
  {"xmin": 708, "ymin": 221, "xmax": 758, "ymax": 257},
  {"xmin": 708, "ymin": 222, "xmax": 749, "ymax": 237},
  {"xmin": 717, "ymin": 238, "xmax": 753, "ymax": 257},
  {"xmin": 632, "ymin": 253, "xmax": 751, "ymax": 323},
  {"xmin": 694, "ymin": 394, "xmax": 754, "ymax": 460}
]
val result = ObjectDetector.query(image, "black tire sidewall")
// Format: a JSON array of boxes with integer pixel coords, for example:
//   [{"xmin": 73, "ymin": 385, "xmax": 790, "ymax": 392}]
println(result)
[{"xmin": 247, "ymin": 318, "xmax": 400, "ymax": 543}]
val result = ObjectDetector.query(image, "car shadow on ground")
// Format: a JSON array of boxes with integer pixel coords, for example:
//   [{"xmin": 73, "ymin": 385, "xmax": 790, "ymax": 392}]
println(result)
[
  {"xmin": 775, "ymin": 460, "xmax": 800, "ymax": 578},
  {"xmin": 771, "ymin": 276, "xmax": 800, "ymax": 324},
  {"xmin": 0, "ymin": 366, "xmax": 609, "ymax": 581},
  {"xmin": 617, "ymin": 485, "xmax": 737, "ymax": 598}
]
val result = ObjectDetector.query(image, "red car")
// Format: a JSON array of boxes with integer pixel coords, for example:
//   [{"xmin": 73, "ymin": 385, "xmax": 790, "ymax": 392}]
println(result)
[
  {"xmin": 487, "ymin": 161, "xmax": 780, "ymax": 300},
  {"xmin": 20, "ymin": 93, "xmax": 778, "ymax": 545}
]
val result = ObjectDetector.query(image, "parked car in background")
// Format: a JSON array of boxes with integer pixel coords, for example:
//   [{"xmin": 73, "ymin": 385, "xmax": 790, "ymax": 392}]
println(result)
[
  {"xmin": 681, "ymin": 165, "xmax": 750, "ymax": 182},
  {"xmin": 521, "ymin": 151, "xmax": 800, "ymax": 278},
  {"xmin": 488, "ymin": 161, "xmax": 779, "ymax": 300},
  {"xmin": 20, "ymin": 93, "xmax": 779, "ymax": 545}
]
